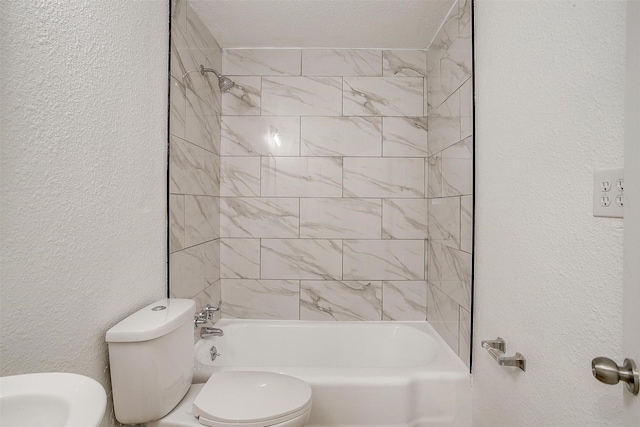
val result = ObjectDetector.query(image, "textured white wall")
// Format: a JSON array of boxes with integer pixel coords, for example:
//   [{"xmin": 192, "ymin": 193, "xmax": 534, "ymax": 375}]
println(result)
[
  {"xmin": 474, "ymin": 1, "xmax": 625, "ymax": 426},
  {"xmin": 0, "ymin": 1, "xmax": 168, "ymax": 425}
]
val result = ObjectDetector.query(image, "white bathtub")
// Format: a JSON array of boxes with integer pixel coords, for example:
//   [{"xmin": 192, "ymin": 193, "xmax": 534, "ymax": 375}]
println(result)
[{"xmin": 193, "ymin": 319, "xmax": 471, "ymax": 427}]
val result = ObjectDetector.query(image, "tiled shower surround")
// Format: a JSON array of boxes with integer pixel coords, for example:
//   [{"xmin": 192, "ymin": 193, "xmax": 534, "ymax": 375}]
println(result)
[
  {"xmin": 169, "ymin": 0, "xmax": 472, "ymax": 365},
  {"xmin": 169, "ymin": 0, "xmax": 222, "ymax": 315}
]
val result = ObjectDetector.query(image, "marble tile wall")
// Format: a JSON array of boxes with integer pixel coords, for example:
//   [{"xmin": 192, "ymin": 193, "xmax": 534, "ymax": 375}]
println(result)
[
  {"xmin": 169, "ymin": 0, "xmax": 222, "ymax": 317},
  {"xmin": 169, "ymin": 0, "xmax": 473, "ymax": 367},
  {"xmin": 219, "ymin": 45, "xmax": 433, "ymax": 325},
  {"xmin": 426, "ymin": 0, "xmax": 473, "ymax": 367}
]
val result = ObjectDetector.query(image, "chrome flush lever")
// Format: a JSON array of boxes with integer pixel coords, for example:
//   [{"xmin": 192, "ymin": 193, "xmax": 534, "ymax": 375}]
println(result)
[{"xmin": 592, "ymin": 357, "xmax": 639, "ymax": 395}]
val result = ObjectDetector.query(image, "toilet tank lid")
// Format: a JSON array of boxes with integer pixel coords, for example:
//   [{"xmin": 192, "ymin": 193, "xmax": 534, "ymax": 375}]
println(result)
[{"xmin": 106, "ymin": 299, "xmax": 196, "ymax": 343}]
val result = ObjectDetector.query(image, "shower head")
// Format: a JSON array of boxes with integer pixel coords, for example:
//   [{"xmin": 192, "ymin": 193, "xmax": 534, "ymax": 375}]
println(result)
[
  {"xmin": 218, "ymin": 76, "xmax": 235, "ymax": 93},
  {"xmin": 200, "ymin": 65, "xmax": 235, "ymax": 93}
]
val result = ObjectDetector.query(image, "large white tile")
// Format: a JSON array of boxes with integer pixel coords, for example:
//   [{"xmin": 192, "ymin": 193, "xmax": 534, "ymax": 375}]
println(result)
[
  {"xmin": 220, "ymin": 197, "xmax": 299, "ymax": 238},
  {"xmin": 428, "ymin": 197, "xmax": 461, "ymax": 249},
  {"xmin": 262, "ymin": 77, "xmax": 343, "ymax": 116},
  {"xmin": 169, "ymin": 194, "xmax": 185, "ymax": 253},
  {"xmin": 211, "ymin": 113, "xmax": 221, "ymax": 156},
  {"xmin": 458, "ymin": 0, "xmax": 472, "ymax": 31},
  {"xmin": 441, "ymin": 21, "xmax": 472, "ymax": 99},
  {"xmin": 170, "ymin": 77, "xmax": 186, "ymax": 139},
  {"xmin": 460, "ymin": 195, "xmax": 473, "ymax": 253},
  {"xmin": 460, "ymin": 78, "xmax": 473, "ymax": 140},
  {"xmin": 382, "ymin": 50, "xmax": 427, "ymax": 77},
  {"xmin": 222, "ymin": 279, "xmax": 299, "ymax": 320},
  {"xmin": 382, "ymin": 117, "xmax": 429, "ymax": 157},
  {"xmin": 170, "ymin": 0, "xmax": 188, "ymax": 79},
  {"xmin": 427, "ymin": 75, "xmax": 446, "ymax": 114},
  {"xmin": 432, "ymin": 3, "xmax": 460, "ymax": 62},
  {"xmin": 180, "ymin": 11, "xmax": 223, "ymax": 108},
  {"xmin": 442, "ymin": 137, "xmax": 473, "ymax": 196},
  {"xmin": 430, "ymin": 240, "xmax": 471, "ymax": 310},
  {"xmin": 190, "ymin": 65, "xmax": 222, "ymax": 115},
  {"xmin": 170, "ymin": 244, "xmax": 206, "ymax": 298},
  {"xmin": 223, "ymin": 49, "xmax": 301, "ymax": 75},
  {"xmin": 459, "ymin": 306, "xmax": 471, "ymax": 368},
  {"xmin": 202, "ymin": 151, "xmax": 220, "ymax": 196},
  {"xmin": 428, "ymin": 91, "xmax": 461, "ymax": 155},
  {"xmin": 185, "ymin": 88, "xmax": 218, "ymax": 153},
  {"xmin": 222, "ymin": 76, "xmax": 261, "ymax": 115},
  {"xmin": 186, "ymin": 3, "xmax": 220, "ymax": 58},
  {"xmin": 220, "ymin": 238, "xmax": 260, "ymax": 279},
  {"xmin": 343, "ymin": 240, "xmax": 424, "ymax": 280},
  {"xmin": 176, "ymin": 4, "xmax": 222, "ymax": 111},
  {"xmin": 185, "ymin": 195, "xmax": 219, "ymax": 247},
  {"xmin": 261, "ymin": 239, "xmax": 342, "ymax": 280},
  {"xmin": 344, "ymin": 77, "xmax": 424, "ymax": 116},
  {"xmin": 459, "ymin": 0, "xmax": 471, "ymax": 33},
  {"xmin": 427, "ymin": 283, "xmax": 459, "ymax": 353},
  {"xmin": 427, "ymin": 153, "xmax": 443, "ymax": 198},
  {"xmin": 300, "ymin": 281, "xmax": 382, "ymax": 321},
  {"xmin": 382, "ymin": 199, "xmax": 428, "ymax": 239},
  {"xmin": 301, "ymin": 117, "xmax": 382, "ymax": 156},
  {"xmin": 424, "ymin": 158, "xmax": 429, "ymax": 201},
  {"xmin": 382, "ymin": 281, "xmax": 427, "ymax": 320},
  {"xmin": 170, "ymin": 136, "xmax": 208, "ymax": 195},
  {"xmin": 204, "ymin": 239, "xmax": 220, "ymax": 286},
  {"xmin": 221, "ymin": 116, "xmax": 300, "ymax": 156},
  {"xmin": 300, "ymin": 198, "xmax": 382, "ymax": 239},
  {"xmin": 439, "ymin": 246, "xmax": 472, "ymax": 310},
  {"xmin": 427, "ymin": 34, "xmax": 444, "ymax": 76},
  {"xmin": 302, "ymin": 49, "xmax": 381, "ymax": 76},
  {"xmin": 220, "ymin": 157, "xmax": 261, "ymax": 196},
  {"xmin": 427, "ymin": 240, "xmax": 442, "ymax": 284},
  {"xmin": 343, "ymin": 158, "xmax": 424, "ymax": 198},
  {"xmin": 424, "ymin": 74, "xmax": 429, "ymax": 118},
  {"xmin": 427, "ymin": 3, "xmax": 466, "ymax": 111},
  {"xmin": 261, "ymin": 157, "xmax": 342, "ymax": 197}
]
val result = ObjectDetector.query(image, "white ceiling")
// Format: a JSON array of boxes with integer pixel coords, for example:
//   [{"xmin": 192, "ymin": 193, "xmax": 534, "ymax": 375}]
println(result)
[{"xmin": 188, "ymin": 0, "xmax": 456, "ymax": 49}]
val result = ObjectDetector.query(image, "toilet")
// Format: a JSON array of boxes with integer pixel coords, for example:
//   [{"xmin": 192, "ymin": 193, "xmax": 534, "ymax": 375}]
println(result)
[{"xmin": 106, "ymin": 299, "xmax": 312, "ymax": 427}]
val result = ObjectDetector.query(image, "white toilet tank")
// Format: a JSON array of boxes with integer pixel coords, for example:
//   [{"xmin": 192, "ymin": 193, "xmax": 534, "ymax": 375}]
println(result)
[{"xmin": 106, "ymin": 298, "xmax": 196, "ymax": 424}]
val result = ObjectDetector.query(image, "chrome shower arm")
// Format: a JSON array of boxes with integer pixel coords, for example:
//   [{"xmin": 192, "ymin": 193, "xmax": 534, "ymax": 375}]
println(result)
[{"xmin": 199, "ymin": 65, "xmax": 222, "ymax": 78}]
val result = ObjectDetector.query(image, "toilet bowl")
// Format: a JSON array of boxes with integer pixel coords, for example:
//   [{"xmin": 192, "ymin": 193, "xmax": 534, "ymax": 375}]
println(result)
[
  {"xmin": 106, "ymin": 299, "xmax": 312, "ymax": 427},
  {"xmin": 150, "ymin": 372, "xmax": 312, "ymax": 427}
]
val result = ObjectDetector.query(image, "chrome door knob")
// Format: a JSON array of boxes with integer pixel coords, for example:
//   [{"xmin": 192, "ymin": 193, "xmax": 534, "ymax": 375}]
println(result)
[{"xmin": 591, "ymin": 357, "xmax": 639, "ymax": 395}]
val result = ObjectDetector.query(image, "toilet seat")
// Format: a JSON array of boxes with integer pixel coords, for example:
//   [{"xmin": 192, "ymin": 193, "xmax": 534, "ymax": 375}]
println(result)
[{"xmin": 193, "ymin": 371, "xmax": 312, "ymax": 427}]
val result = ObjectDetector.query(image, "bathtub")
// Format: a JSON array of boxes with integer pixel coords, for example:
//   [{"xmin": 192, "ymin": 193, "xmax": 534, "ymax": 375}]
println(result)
[{"xmin": 193, "ymin": 319, "xmax": 471, "ymax": 427}]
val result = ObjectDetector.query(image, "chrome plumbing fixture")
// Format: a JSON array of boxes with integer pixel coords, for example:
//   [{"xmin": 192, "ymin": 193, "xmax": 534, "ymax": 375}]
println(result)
[
  {"xmin": 193, "ymin": 303, "xmax": 221, "ymax": 328},
  {"xmin": 181, "ymin": 66, "xmax": 236, "ymax": 93},
  {"xmin": 210, "ymin": 345, "xmax": 220, "ymax": 362},
  {"xmin": 481, "ymin": 337, "xmax": 526, "ymax": 372},
  {"xmin": 199, "ymin": 65, "xmax": 235, "ymax": 93},
  {"xmin": 592, "ymin": 357, "xmax": 639, "ymax": 395},
  {"xmin": 200, "ymin": 327, "xmax": 224, "ymax": 339}
]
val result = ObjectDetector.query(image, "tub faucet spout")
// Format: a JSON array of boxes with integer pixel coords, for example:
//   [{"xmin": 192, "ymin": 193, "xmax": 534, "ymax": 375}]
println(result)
[{"xmin": 200, "ymin": 327, "xmax": 224, "ymax": 338}]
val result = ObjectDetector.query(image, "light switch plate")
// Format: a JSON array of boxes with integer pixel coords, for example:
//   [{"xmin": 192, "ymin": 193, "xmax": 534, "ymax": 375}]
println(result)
[{"xmin": 593, "ymin": 168, "xmax": 624, "ymax": 218}]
